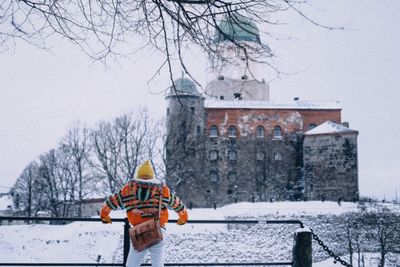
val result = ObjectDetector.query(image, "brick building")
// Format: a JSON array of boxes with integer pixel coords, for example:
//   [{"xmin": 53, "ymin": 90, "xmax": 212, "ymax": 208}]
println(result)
[{"xmin": 165, "ymin": 15, "xmax": 359, "ymax": 207}]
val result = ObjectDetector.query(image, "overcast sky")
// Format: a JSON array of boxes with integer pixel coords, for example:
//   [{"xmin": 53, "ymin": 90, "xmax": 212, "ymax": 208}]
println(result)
[{"xmin": 0, "ymin": 0, "xmax": 399, "ymax": 200}]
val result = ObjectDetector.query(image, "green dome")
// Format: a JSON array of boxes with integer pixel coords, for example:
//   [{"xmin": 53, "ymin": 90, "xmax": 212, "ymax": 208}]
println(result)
[
  {"xmin": 170, "ymin": 78, "xmax": 198, "ymax": 95},
  {"xmin": 214, "ymin": 13, "xmax": 260, "ymax": 43}
]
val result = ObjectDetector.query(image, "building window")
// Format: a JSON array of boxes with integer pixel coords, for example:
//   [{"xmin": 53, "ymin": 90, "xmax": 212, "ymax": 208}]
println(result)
[
  {"xmin": 210, "ymin": 171, "xmax": 218, "ymax": 182},
  {"xmin": 273, "ymin": 152, "xmax": 282, "ymax": 161},
  {"xmin": 167, "ymin": 108, "xmax": 170, "ymax": 116},
  {"xmin": 227, "ymin": 189, "xmax": 233, "ymax": 195},
  {"xmin": 256, "ymin": 174, "xmax": 265, "ymax": 182},
  {"xmin": 256, "ymin": 126, "xmax": 265, "ymax": 138},
  {"xmin": 256, "ymin": 152, "xmax": 264, "ymax": 161},
  {"xmin": 209, "ymin": 150, "xmax": 218, "ymax": 161},
  {"xmin": 179, "ymin": 123, "xmax": 186, "ymax": 136},
  {"xmin": 308, "ymin": 123, "xmax": 317, "ymax": 130},
  {"xmin": 228, "ymin": 172, "xmax": 237, "ymax": 183},
  {"xmin": 191, "ymin": 107, "xmax": 195, "ymax": 114},
  {"xmin": 210, "ymin": 125, "xmax": 218, "ymax": 137},
  {"xmin": 228, "ymin": 150, "xmax": 237, "ymax": 161},
  {"xmin": 197, "ymin": 126, "xmax": 201, "ymax": 136},
  {"xmin": 228, "ymin": 125, "xmax": 237, "ymax": 138},
  {"xmin": 273, "ymin": 126, "xmax": 282, "ymax": 139}
]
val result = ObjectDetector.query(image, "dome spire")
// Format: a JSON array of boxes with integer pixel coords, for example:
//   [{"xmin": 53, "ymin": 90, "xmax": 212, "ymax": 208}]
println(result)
[{"xmin": 214, "ymin": 13, "xmax": 260, "ymax": 44}]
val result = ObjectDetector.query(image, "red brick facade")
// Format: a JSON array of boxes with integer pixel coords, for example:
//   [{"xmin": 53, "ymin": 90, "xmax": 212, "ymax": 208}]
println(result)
[{"xmin": 206, "ymin": 108, "xmax": 341, "ymax": 136}]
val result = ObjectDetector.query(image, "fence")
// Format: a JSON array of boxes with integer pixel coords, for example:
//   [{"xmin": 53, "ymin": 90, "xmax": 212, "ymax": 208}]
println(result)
[{"xmin": 0, "ymin": 216, "xmax": 311, "ymax": 267}]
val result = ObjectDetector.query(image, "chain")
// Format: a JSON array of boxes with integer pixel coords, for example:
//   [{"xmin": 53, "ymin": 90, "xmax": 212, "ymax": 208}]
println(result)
[{"xmin": 310, "ymin": 228, "xmax": 353, "ymax": 267}]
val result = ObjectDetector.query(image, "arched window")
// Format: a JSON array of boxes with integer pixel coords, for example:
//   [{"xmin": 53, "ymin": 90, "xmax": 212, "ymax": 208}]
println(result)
[
  {"xmin": 209, "ymin": 171, "xmax": 218, "ymax": 182},
  {"xmin": 228, "ymin": 150, "xmax": 237, "ymax": 161},
  {"xmin": 228, "ymin": 125, "xmax": 237, "ymax": 138},
  {"xmin": 273, "ymin": 126, "xmax": 282, "ymax": 139},
  {"xmin": 273, "ymin": 152, "xmax": 282, "ymax": 161},
  {"xmin": 210, "ymin": 125, "xmax": 218, "ymax": 137},
  {"xmin": 209, "ymin": 150, "xmax": 218, "ymax": 161},
  {"xmin": 256, "ymin": 126, "xmax": 265, "ymax": 138}
]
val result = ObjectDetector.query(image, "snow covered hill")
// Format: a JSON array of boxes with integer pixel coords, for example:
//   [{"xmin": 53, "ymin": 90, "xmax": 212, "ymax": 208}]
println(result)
[{"xmin": 0, "ymin": 201, "xmax": 399, "ymax": 266}]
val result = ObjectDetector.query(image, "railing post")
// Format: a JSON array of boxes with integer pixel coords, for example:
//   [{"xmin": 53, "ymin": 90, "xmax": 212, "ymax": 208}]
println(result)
[
  {"xmin": 123, "ymin": 218, "xmax": 130, "ymax": 267},
  {"xmin": 293, "ymin": 227, "xmax": 312, "ymax": 267}
]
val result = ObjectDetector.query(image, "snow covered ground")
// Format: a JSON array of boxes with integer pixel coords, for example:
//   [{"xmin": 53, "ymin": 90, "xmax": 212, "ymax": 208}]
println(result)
[{"xmin": 0, "ymin": 201, "xmax": 399, "ymax": 266}]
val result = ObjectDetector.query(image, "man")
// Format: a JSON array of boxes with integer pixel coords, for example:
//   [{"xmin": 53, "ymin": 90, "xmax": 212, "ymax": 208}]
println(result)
[{"xmin": 100, "ymin": 160, "xmax": 188, "ymax": 267}]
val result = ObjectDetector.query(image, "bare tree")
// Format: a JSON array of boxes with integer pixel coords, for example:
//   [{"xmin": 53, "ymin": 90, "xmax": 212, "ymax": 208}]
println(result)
[
  {"xmin": 59, "ymin": 123, "xmax": 91, "ymax": 217},
  {"xmin": 37, "ymin": 148, "xmax": 76, "ymax": 218},
  {"xmin": 90, "ymin": 109, "xmax": 162, "ymax": 193},
  {"xmin": 11, "ymin": 161, "xmax": 39, "ymax": 217},
  {"xmin": 363, "ymin": 209, "xmax": 400, "ymax": 267},
  {"xmin": 90, "ymin": 119, "xmax": 121, "ymax": 193},
  {"xmin": 0, "ymin": 0, "xmax": 338, "ymax": 79}
]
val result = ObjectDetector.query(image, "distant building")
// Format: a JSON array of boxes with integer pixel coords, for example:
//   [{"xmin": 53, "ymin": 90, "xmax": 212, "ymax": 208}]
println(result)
[
  {"xmin": 165, "ymin": 14, "xmax": 359, "ymax": 207},
  {"xmin": 72, "ymin": 198, "xmax": 105, "ymax": 217}
]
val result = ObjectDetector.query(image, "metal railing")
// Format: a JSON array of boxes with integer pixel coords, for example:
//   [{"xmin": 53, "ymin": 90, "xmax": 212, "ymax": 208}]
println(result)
[{"xmin": 0, "ymin": 216, "xmax": 305, "ymax": 267}]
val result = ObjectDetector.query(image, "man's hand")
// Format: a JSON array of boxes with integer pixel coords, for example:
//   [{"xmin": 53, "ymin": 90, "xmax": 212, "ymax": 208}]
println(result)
[
  {"xmin": 177, "ymin": 209, "xmax": 188, "ymax": 225},
  {"xmin": 177, "ymin": 217, "xmax": 187, "ymax": 225},
  {"xmin": 100, "ymin": 215, "xmax": 112, "ymax": 224}
]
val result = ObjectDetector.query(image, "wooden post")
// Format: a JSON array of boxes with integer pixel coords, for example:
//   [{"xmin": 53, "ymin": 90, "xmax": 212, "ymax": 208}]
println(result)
[{"xmin": 293, "ymin": 227, "xmax": 312, "ymax": 267}]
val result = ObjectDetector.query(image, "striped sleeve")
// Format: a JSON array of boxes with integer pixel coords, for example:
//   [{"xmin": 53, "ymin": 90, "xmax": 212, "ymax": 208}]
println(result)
[
  {"xmin": 164, "ymin": 187, "xmax": 186, "ymax": 212},
  {"xmin": 104, "ymin": 184, "xmax": 129, "ymax": 210}
]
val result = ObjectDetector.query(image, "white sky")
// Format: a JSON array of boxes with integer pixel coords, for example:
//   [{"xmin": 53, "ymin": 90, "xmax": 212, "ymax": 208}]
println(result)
[{"xmin": 0, "ymin": 0, "xmax": 399, "ymax": 200}]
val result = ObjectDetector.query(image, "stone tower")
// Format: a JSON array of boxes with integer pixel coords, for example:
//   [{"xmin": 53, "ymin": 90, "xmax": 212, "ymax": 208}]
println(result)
[
  {"xmin": 303, "ymin": 121, "xmax": 359, "ymax": 201},
  {"xmin": 165, "ymin": 78, "xmax": 206, "ymax": 204}
]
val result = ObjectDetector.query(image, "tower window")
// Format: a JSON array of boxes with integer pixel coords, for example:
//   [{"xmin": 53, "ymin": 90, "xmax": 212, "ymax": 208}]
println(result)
[
  {"xmin": 273, "ymin": 126, "xmax": 282, "ymax": 139},
  {"xmin": 191, "ymin": 107, "xmax": 195, "ymax": 114},
  {"xmin": 228, "ymin": 126, "xmax": 237, "ymax": 138},
  {"xmin": 210, "ymin": 171, "xmax": 218, "ymax": 182},
  {"xmin": 256, "ymin": 126, "xmax": 265, "ymax": 138},
  {"xmin": 167, "ymin": 108, "xmax": 170, "ymax": 116},
  {"xmin": 210, "ymin": 125, "xmax": 218, "ymax": 137},
  {"xmin": 209, "ymin": 150, "xmax": 218, "ymax": 161},
  {"xmin": 197, "ymin": 126, "xmax": 201, "ymax": 136}
]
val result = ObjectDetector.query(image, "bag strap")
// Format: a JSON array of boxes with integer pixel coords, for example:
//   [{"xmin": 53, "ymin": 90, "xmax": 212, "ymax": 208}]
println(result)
[{"xmin": 157, "ymin": 185, "xmax": 163, "ymax": 220}]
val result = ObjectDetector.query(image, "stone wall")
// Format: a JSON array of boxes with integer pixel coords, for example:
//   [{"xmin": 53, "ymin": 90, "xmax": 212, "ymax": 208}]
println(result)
[{"xmin": 303, "ymin": 133, "xmax": 359, "ymax": 201}]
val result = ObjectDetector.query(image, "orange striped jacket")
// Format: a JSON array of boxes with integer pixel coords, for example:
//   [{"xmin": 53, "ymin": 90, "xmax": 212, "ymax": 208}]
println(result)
[{"xmin": 100, "ymin": 180, "xmax": 188, "ymax": 227}]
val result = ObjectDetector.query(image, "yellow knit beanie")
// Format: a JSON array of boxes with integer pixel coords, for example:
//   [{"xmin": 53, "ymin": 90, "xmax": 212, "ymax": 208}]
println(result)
[{"xmin": 137, "ymin": 160, "xmax": 155, "ymax": 179}]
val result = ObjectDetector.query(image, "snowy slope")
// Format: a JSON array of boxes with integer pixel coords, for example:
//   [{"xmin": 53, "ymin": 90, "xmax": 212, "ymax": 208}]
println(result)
[{"xmin": 0, "ymin": 201, "xmax": 399, "ymax": 266}]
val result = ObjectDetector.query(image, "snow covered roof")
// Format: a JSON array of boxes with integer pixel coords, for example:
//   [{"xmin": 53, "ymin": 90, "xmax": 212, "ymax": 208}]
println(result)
[
  {"xmin": 204, "ymin": 99, "xmax": 341, "ymax": 110},
  {"xmin": 304, "ymin": 121, "xmax": 358, "ymax": 135}
]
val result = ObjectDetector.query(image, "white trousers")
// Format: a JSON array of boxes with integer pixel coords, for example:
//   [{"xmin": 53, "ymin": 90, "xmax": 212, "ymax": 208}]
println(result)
[{"xmin": 126, "ymin": 229, "xmax": 166, "ymax": 267}]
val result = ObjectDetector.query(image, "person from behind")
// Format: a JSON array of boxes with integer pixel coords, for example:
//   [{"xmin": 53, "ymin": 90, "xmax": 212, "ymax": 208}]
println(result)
[{"xmin": 100, "ymin": 160, "xmax": 188, "ymax": 267}]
